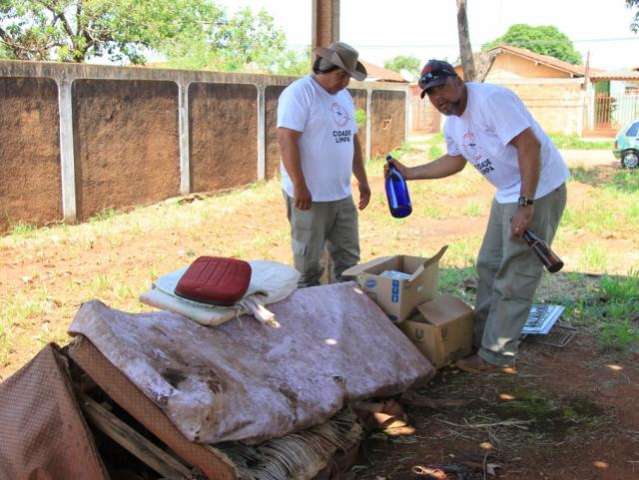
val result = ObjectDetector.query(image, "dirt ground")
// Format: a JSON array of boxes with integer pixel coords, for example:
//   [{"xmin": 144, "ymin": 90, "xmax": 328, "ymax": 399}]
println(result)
[
  {"xmin": 1, "ymin": 141, "xmax": 638, "ymax": 479},
  {"xmin": 357, "ymin": 336, "xmax": 639, "ymax": 480}
]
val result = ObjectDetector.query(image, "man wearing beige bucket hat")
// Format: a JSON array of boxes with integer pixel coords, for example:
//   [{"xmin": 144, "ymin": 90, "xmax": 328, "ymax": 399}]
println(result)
[{"xmin": 277, "ymin": 41, "xmax": 370, "ymax": 287}]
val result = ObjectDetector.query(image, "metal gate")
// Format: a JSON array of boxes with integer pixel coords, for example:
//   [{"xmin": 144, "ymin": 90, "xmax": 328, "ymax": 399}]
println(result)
[{"xmin": 593, "ymin": 93, "xmax": 639, "ymax": 132}]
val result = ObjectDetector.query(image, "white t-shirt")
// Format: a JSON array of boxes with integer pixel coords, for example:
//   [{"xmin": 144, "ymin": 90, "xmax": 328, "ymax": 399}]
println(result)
[
  {"xmin": 444, "ymin": 83, "xmax": 569, "ymax": 203},
  {"xmin": 277, "ymin": 75, "xmax": 358, "ymax": 202}
]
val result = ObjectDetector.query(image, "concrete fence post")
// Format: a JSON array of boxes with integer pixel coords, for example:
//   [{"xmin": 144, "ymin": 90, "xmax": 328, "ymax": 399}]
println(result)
[
  {"xmin": 405, "ymin": 89, "xmax": 411, "ymax": 140},
  {"xmin": 366, "ymin": 87, "xmax": 373, "ymax": 162},
  {"xmin": 57, "ymin": 77, "xmax": 77, "ymax": 223},
  {"xmin": 178, "ymin": 79, "xmax": 191, "ymax": 195},
  {"xmin": 257, "ymin": 85, "xmax": 266, "ymax": 180}
]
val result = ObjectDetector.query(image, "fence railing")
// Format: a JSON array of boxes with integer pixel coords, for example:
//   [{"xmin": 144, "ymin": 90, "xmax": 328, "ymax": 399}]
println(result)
[{"xmin": 593, "ymin": 93, "xmax": 639, "ymax": 131}]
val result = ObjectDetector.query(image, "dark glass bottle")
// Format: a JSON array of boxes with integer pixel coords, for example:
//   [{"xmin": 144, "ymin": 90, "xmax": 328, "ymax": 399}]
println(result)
[
  {"xmin": 523, "ymin": 229, "xmax": 564, "ymax": 273},
  {"xmin": 385, "ymin": 155, "xmax": 412, "ymax": 218}
]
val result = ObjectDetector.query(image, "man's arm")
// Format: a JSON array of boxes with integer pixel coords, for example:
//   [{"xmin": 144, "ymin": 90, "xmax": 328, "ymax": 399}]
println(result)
[
  {"xmin": 388, "ymin": 154, "xmax": 467, "ymax": 180},
  {"xmin": 510, "ymin": 127, "xmax": 541, "ymax": 237},
  {"xmin": 277, "ymin": 127, "xmax": 312, "ymax": 210},
  {"xmin": 352, "ymin": 134, "xmax": 371, "ymax": 210}
]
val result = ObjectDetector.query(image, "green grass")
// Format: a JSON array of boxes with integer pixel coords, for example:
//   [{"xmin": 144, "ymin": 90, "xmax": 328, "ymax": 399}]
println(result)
[
  {"xmin": 549, "ymin": 133, "xmax": 613, "ymax": 150},
  {"xmin": 462, "ymin": 201, "xmax": 483, "ymax": 217},
  {"xmin": 427, "ymin": 144, "xmax": 443, "ymax": 160},
  {"xmin": 578, "ymin": 242, "xmax": 609, "ymax": 273},
  {"xmin": 0, "ymin": 288, "xmax": 51, "ymax": 366},
  {"xmin": 555, "ymin": 271, "xmax": 639, "ymax": 353},
  {"xmin": 607, "ymin": 170, "xmax": 639, "ymax": 194},
  {"xmin": 90, "ymin": 207, "xmax": 118, "ymax": 223},
  {"xmin": 10, "ymin": 221, "xmax": 37, "ymax": 237}
]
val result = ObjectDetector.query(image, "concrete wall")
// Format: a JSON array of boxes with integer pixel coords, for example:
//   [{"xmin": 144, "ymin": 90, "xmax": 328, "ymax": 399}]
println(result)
[
  {"xmin": 498, "ymin": 79, "xmax": 585, "ymax": 135},
  {"xmin": 0, "ymin": 60, "xmax": 407, "ymax": 232},
  {"xmin": 486, "ymin": 54, "xmax": 573, "ymax": 81},
  {"xmin": 189, "ymin": 83, "xmax": 257, "ymax": 192},
  {"xmin": 73, "ymin": 79, "xmax": 180, "ymax": 220},
  {"xmin": 0, "ymin": 77, "xmax": 62, "ymax": 231},
  {"xmin": 371, "ymin": 90, "xmax": 407, "ymax": 157}
]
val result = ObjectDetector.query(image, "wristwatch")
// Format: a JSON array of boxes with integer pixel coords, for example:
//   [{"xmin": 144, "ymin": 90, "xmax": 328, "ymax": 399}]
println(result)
[{"xmin": 518, "ymin": 196, "xmax": 534, "ymax": 207}]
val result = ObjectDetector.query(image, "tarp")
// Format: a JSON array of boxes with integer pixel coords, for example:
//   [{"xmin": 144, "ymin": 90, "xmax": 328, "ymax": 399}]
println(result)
[
  {"xmin": 0, "ymin": 344, "xmax": 109, "ymax": 480},
  {"xmin": 69, "ymin": 282, "xmax": 433, "ymax": 445}
]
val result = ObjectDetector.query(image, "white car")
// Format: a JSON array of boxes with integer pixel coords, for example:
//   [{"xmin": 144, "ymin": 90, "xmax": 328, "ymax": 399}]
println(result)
[{"xmin": 614, "ymin": 119, "xmax": 639, "ymax": 169}]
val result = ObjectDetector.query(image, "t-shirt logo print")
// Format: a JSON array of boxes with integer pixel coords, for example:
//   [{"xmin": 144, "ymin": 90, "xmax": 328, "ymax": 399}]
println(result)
[
  {"xmin": 462, "ymin": 131, "xmax": 482, "ymax": 162},
  {"xmin": 331, "ymin": 102, "xmax": 350, "ymax": 127},
  {"xmin": 462, "ymin": 131, "xmax": 494, "ymax": 175}
]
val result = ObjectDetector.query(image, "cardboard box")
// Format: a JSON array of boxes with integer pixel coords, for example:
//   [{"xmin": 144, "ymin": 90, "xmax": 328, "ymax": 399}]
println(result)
[
  {"xmin": 399, "ymin": 295, "xmax": 474, "ymax": 369},
  {"xmin": 343, "ymin": 246, "xmax": 447, "ymax": 323}
]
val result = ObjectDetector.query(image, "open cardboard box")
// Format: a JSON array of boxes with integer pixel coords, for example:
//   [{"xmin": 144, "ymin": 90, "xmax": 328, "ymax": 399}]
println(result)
[
  {"xmin": 399, "ymin": 294, "xmax": 474, "ymax": 369},
  {"xmin": 343, "ymin": 246, "xmax": 447, "ymax": 323}
]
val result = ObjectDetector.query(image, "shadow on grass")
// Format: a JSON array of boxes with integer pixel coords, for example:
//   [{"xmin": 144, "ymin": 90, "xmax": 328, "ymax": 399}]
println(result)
[{"xmin": 570, "ymin": 165, "xmax": 639, "ymax": 194}]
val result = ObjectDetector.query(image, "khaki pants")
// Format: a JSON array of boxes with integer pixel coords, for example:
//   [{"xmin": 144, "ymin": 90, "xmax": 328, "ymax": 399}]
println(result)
[
  {"xmin": 284, "ymin": 193, "xmax": 360, "ymax": 288},
  {"xmin": 474, "ymin": 184, "xmax": 567, "ymax": 366}
]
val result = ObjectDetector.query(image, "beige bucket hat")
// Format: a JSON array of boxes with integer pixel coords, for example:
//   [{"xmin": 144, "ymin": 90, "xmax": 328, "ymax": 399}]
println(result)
[{"xmin": 314, "ymin": 41, "xmax": 367, "ymax": 81}]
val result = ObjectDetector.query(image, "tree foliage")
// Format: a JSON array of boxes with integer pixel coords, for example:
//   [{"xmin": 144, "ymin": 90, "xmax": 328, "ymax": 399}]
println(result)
[
  {"xmin": 161, "ymin": 7, "xmax": 308, "ymax": 75},
  {"xmin": 0, "ymin": 0, "xmax": 309, "ymax": 74},
  {"xmin": 384, "ymin": 55, "xmax": 421, "ymax": 76},
  {"xmin": 482, "ymin": 24, "xmax": 582, "ymax": 65},
  {"xmin": 628, "ymin": 0, "xmax": 639, "ymax": 32},
  {"xmin": 0, "ymin": 0, "xmax": 222, "ymax": 63}
]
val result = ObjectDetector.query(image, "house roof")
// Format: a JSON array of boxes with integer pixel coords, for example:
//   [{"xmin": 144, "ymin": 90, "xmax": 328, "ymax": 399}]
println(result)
[
  {"xmin": 487, "ymin": 44, "xmax": 590, "ymax": 77},
  {"xmin": 360, "ymin": 60, "xmax": 407, "ymax": 83},
  {"xmin": 455, "ymin": 44, "xmax": 637, "ymax": 83},
  {"xmin": 589, "ymin": 70, "xmax": 639, "ymax": 81},
  {"xmin": 453, "ymin": 52, "xmax": 495, "ymax": 82}
]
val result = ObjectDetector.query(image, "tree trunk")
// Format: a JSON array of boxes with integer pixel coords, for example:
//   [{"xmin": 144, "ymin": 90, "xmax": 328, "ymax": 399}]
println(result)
[{"xmin": 456, "ymin": 0, "xmax": 476, "ymax": 81}]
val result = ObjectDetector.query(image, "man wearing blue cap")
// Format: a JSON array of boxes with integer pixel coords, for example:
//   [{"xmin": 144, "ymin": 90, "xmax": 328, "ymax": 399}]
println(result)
[{"xmin": 388, "ymin": 59, "xmax": 569, "ymax": 373}]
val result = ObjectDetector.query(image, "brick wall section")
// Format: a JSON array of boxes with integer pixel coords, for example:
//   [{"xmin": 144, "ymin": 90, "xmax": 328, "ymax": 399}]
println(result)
[
  {"xmin": 0, "ymin": 77, "xmax": 62, "ymax": 230},
  {"xmin": 371, "ymin": 90, "xmax": 406, "ymax": 158},
  {"xmin": 265, "ymin": 85, "xmax": 287, "ymax": 179},
  {"xmin": 498, "ymin": 82, "xmax": 583, "ymax": 134},
  {"xmin": 73, "ymin": 80, "xmax": 180, "ymax": 220},
  {"xmin": 189, "ymin": 83, "xmax": 258, "ymax": 192}
]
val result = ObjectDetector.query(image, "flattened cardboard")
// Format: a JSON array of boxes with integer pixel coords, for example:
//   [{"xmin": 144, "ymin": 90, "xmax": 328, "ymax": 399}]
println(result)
[
  {"xmin": 399, "ymin": 295, "xmax": 474, "ymax": 369},
  {"xmin": 343, "ymin": 246, "xmax": 447, "ymax": 323}
]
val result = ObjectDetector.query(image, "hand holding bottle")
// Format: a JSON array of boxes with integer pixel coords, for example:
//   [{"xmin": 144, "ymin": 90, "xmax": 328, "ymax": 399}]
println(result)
[
  {"xmin": 522, "ymin": 229, "xmax": 564, "ymax": 273},
  {"xmin": 384, "ymin": 157, "xmax": 410, "ymax": 180},
  {"xmin": 385, "ymin": 155, "xmax": 412, "ymax": 218}
]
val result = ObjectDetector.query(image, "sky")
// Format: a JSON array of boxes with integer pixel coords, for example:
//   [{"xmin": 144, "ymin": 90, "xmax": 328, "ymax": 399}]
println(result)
[{"xmin": 216, "ymin": 0, "xmax": 639, "ymax": 71}]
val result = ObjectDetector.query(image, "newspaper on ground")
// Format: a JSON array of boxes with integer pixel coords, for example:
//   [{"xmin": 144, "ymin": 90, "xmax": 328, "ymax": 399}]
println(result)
[{"xmin": 522, "ymin": 304, "xmax": 565, "ymax": 335}]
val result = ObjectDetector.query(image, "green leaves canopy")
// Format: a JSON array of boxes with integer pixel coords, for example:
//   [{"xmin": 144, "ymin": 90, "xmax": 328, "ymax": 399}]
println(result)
[
  {"xmin": 482, "ymin": 24, "xmax": 582, "ymax": 65},
  {"xmin": 0, "ymin": 0, "xmax": 222, "ymax": 63},
  {"xmin": 0, "ymin": 0, "xmax": 309, "ymax": 74},
  {"xmin": 384, "ymin": 55, "xmax": 421, "ymax": 76}
]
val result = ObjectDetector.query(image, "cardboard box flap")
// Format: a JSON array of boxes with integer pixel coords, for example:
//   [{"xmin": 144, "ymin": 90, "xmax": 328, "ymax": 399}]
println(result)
[
  {"xmin": 416, "ymin": 294, "xmax": 473, "ymax": 327},
  {"xmin": 342, "ymin": 256, "xmax": 395, "ymax": 277},
  {"xmin": 407, "ymin": 246, "xmax": 448, "ymax": 281}
]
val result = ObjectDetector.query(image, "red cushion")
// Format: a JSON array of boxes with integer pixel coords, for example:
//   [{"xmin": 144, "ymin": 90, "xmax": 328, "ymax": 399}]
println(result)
[{"xmin": 174, "ymin": 257, "xmax": 252, "ymax": 306}]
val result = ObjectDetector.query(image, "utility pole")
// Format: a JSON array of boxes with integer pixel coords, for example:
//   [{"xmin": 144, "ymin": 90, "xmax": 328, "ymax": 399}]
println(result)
[
  {"xmin": 456, "ymin": 0, "xmax": 476, "ymax": 81},
  {"xmin": 312, "ymin": 0, "xmax": 340, "ymax": 51}
]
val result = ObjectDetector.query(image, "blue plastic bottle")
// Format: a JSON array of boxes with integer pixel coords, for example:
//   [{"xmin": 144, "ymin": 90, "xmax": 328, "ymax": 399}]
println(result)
[{"xmin": 385, "ymin": 155, "xmax": 412, "ymax": 218}]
